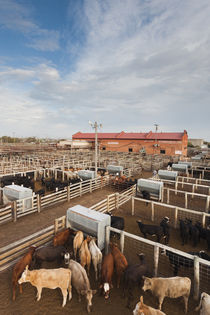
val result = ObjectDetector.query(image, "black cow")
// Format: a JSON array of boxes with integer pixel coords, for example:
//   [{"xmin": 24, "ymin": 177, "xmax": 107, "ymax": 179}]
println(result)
[
  {"xmin": 179, "ymin": 219, "xmax": 190, "ymax": 245},
  {"xmin": 195, "ymin": 222, "xmax": 210, "ymax": 250},
  {"xmin": 185, "ymin": 219, "xmax": 199, "ymax": 247},
  {"xmin": 160, "ymin": 216, "xmax": 170, "ymax": 244},
  {"xmin": 162, "ymin": 249, "xmax": 210, "ymax": 276},
  {"xmin": 136, "ymin": 220, "xmax": 164, "ymax": 243},
  {"xmin": 108, "ymin": 214, "xmax": 125, "ymax": 239},
  {"xmin": 123, "ymin": 253, "xmax": 148, "ymax": 308},
  {"xmin": 32, "ymin": 245, "xmax": 70, "ymax": 268}
]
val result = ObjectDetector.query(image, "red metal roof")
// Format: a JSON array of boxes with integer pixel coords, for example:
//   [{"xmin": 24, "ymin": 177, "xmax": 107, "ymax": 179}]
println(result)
[{"xmin": 72, "ymin": 131, "xmax": 186, "ymax": 141}]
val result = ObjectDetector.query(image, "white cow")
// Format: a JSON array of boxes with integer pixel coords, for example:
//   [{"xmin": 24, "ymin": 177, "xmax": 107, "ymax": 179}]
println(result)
[
  {"xmin": 18, "ymin": 265, "xmax": 72, "ymax": 307},
  {"xmin": 88, "ymin": 237, "xmax": 102, "ymax": 281},
  {"xmin": 195, "ymin": 292, "xmax": 210, "ymax": 315},
  {"xmin": 142, "ymin": 276, "xmax": 191, "ymax": 313},
  {"xmin": 133, "ymin": 296, "xmax": 166, "ymax": 315}
]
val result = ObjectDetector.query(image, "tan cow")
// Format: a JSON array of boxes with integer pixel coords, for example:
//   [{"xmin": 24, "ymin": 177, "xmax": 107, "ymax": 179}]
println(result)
[
  {"xmin": 142, "ymin": 276, "xmax": 191, "ymax": 313},
  {"xmin": 73, "ymin": 231, "xmax": 84, "ymax": 260},
  {"xmin": 18, "ymin": 265, "xmax": 72, "ymax": 307},
  {"xmin": 79, "ymin": 238, "xmax": 91, "ymax": 275},
  {"xmin": 133, "ymin": 296, "xmax": 166, "ymax": 315},
  {"xmin": 195, "ymin": 292, "xmax": 210, "ymax": 315}
]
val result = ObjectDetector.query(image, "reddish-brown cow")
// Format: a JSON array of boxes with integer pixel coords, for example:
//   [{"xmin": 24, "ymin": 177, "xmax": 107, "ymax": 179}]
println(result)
[
  {"xmin": 12, "ymin": 246, "xmax": 36, "ymax": 301},
  {"xmin": 110, "ymin": 242, "xmax": 128, "ymax": 288},
  {"xmin": 53, "ymin": 228, "xmax": 76, "ymax": 247},
  {"xmin": 99, "ymin": 252, "xmax": 114, "ymax": 299}
]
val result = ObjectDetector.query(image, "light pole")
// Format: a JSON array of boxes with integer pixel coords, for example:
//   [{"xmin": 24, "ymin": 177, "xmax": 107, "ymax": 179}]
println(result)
[{"xmin": 89, "ymin": 121, "xmax": 102, "ymax": 178}]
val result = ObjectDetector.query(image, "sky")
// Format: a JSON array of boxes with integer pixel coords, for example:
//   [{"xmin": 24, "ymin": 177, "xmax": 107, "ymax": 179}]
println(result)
[{"xmin": 0, "ymin": 0, "xmax": 210, "ymax": 140}]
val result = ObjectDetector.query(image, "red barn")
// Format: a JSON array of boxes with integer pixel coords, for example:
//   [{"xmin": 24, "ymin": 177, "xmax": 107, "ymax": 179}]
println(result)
[{"xmin": 72, "ymin": 130, "xmax": 188, "ymax": 156}]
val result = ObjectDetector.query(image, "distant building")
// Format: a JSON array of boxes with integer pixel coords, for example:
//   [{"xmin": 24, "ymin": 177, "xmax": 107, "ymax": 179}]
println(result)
[
  {"xmin": 188, "ymin": 139, "xmax": 204, "ymax": 147},
  {"xmin": 57, "ymin": 140, "xmax": 92, "ymax": 149},
  {"xmin": 72, "ymin": 130, "xmax": 188, "ymax": 156}
]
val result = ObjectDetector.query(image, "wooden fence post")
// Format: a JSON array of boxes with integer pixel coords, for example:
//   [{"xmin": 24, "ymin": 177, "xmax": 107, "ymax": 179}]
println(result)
[
  {"xmin": 153, "ymin": 245, "xmax": 159, "ymax": 277},
  {"xmin": 12, "ymin": 201, "xmax": 17, "ymax": 222},
  {"xmin": 174, "ymin": 207, "xmax": 178, "ymax": 228},
  {"xmin": 167, "ymin": 188, "xmax": 170, "ymax": 204},
  {"xmin": 105, "ymin": 226, "xmax": 110, "ymax": 255},
  {"xmin": 54, "ymin": 219, "xmax": 58, "ymax": 234},
  {"xmin": 185, "ymin": 192, "xmax": 188, "ymax": 209},
  {"xmin": 120, "ymin": 231, "xmax": 125, "ymax": 253},
  {"xmin": 90, "ymin": 180, "xmax": 92, "ymax": 193},
  {"xmin": 131, "ymin": 196, "xmax": 135, "ymax": 216},
  {"xmin": 80, "ymin": 182, "xmax": 82, "ymax": 196},
  {"xmin": 192, "ymin": 184, "xmax": 195, "ymax": 199},
  {"xmin": 193, "ymin": 256, "xmax": 200, "ymax": 301},
  {"xmin": 175, "ymin": 181, "xmax": 178, "ymax": 195},
  {"xmin": 205, "ymin": 196, "xmax": 210, "ymax": 213},
  {"xmin": 151, "ymin": 202, "xmax": 154, "ymax": 222},
  {"xmin": 67, "ymin": 185, "xmax": 70, "ymax": 202},
  {"xmin": 202, "ymin": 212, "xmax": 206, "ymax": 228}
]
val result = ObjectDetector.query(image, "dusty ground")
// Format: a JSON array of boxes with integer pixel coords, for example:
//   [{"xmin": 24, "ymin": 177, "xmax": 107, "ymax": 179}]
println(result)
[{"xmin": 0, "ymin": 171, "xmax": 207, "ymax": 315}]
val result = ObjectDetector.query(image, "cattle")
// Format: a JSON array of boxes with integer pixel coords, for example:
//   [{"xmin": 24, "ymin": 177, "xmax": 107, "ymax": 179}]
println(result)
[
  {"xmin": 33, "ymin": 245, "xmax": 70, "ymax": 268},
  {"xmin": 185, "ymin": 219, "xmax": 200, "ymax": 247},
  {"xmin": 100, "ymin": 252, "xmax": 114, "ymax": 299},
  {"xmin": 142, "ymin": 276, "xmax": 191, "ymax": 313},
  {"xmin": 133, "ymin": 296, "xmax": 166, "ymax": 315},
  {"xmin": 110, "ymin": 242, "xmax": 128, "ymax": 288},
  {"xmin": 108, "ymin": 213, "xmax": 125, "ymax": 239},
  {"xmin": 73, "ymin": 231, "xmax": 84, "ymax": 260},
  {"xmin": 179, "ymin": 219, "xmax": 190, "ymax": 245},
  {"xmin": 88, "ymin": 237, "xmax": 102, "ymax": 281},
  {"xmin": 162, "ymin": 249, "xmax": 210, "ymax": 276},
  {"xmin": 53, "ymin": 228, "xmax": 76, "ymax": 247},
  {"xmin": 123, "ymin": 253, "xmax": 148, "ymax": 308},
  {"xmin": 160, "ymin": 216, "xmax": 170, "ymax": 244},
  {"xmin": 12, "ymin": 246, "xmax": 36, "ymax": 301},
  {"xmin": 195, "ymin": 222, "xmax": 210, "ymax": 249},
  {"xmin": 68, "ymin": 259, "xmax": 96, "ymax": 313},
  {"xmin": 18, "ymin": 265, "xmax": 72, "ymax": 307},
  {"xmin": 195, "ymin": 292, "xmax": 210, "ymax": 315},
  {"xmin": 136, "ymin": 220, "xmax": 164, "ymax": 243},
  {"xmin": 79, "ymin": 238, "xmax": 91, "ymax": 275}
]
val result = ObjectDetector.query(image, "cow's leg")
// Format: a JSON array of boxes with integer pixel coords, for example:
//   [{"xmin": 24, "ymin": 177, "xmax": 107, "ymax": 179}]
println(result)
[
  {"xmin": 117, "ymin": 272, "xmax": 121, "ymax": 288},
  {"xmin": 158, "ymin": 296, "xmax": 164, "ymax": 310},
  {"xmin": 12, "ymin": 282, "xmax": 16, "ymax": 301},
  {"xmin": 93, "ymin": 260, "xmax": 98, "ymax": 281},
  {"xmin": 61, "ymin": 289, "xmax": 67, "ymax": 307},
  {"xmin": 36, "ymin": 287, "xmax": 42, "ymax": 301},
  {"xmin": 19, "ymin": 283, "xmax": 23, "ymax": 294},
  {"xmin": 68, "ymin": 279, "xmax": 72, "ymax": 301},
  {"xmin": 183, "ymin": 295, "xmax": 189, "ymax": 313}
]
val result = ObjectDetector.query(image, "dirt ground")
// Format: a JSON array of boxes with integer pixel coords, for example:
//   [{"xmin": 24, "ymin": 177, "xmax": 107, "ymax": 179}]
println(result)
[{"xmin": 0, "ymin": 171, "xmax": 206, "ymax": 315}]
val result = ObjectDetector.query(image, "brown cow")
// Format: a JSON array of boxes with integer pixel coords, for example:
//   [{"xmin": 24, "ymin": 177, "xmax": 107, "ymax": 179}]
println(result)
[
  {"xmin": 12, "ymin": 246, "xmax": 36, "ymax": 301},
  {"xmin": 99, "ymin": 252, "xmax": 114, "ymax": 299},
  {"xmin": 73, "ymin": 231, "xmax": 84, "ymax": 260},
  {"xmin": 79, "ymin": 238, "xmax": 91, "ymax": 275},
  {"xmin": 110, "ymin": 242, "xmax": 128, "ymax": 288},
  {"xmin": 133, "ymin": 296, "xmax": 166, "ymax": 315},
  {"xmin": 53, "ymin": 228, "xmax": 76, "ymax": 247}
]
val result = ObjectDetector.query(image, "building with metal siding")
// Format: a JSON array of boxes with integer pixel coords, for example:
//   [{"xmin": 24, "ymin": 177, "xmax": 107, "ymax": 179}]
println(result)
[{"xmin": 72, "ymin": 130, "xmax": 188, "ymax": 156}]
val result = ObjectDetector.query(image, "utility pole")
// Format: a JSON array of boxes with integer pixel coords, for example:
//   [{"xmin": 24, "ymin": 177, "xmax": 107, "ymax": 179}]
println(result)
[{"xmin": 89, "ymin": 121, "xmax": 102, "ymax": 178}]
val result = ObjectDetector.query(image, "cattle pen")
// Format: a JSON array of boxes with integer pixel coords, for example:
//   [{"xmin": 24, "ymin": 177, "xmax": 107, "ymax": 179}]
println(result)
[{"xmin": 1, "ymin": 186, "xmax": 210, "ymax": 307}]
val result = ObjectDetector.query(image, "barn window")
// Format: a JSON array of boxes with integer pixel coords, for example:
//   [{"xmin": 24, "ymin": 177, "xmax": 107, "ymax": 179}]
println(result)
[
  {"xmin": 102, "ymin": 147, "xmax": 106, "ymax": 150},
  {"xmin": 128, "ymin": 148, "xmax": 133, "ymax": 152},
  {"xmin": 160, "ymin": 149, "xmax": 166, "ymax": 154}
]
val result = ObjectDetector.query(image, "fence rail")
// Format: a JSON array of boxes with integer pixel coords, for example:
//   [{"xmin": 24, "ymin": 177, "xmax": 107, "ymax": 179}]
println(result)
[{"xmin": 0, "ymin": 176, "xmax": 110, "ymax": 225}]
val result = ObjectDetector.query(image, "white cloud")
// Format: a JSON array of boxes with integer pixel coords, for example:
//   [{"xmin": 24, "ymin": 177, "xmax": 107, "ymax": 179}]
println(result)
[{"xmin": 0, "ymin": 0, "xmax": 210, "ymax": 139}]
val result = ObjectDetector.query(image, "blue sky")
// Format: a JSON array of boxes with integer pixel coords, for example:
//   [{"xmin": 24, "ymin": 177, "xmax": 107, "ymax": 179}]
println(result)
[{"xmin": 0, "ymin": 0, "xmax": 210, "ymax": 140}]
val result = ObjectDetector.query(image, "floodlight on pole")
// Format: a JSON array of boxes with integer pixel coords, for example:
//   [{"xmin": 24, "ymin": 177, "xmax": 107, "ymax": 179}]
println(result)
[{"xmin": 89, "ymin": 121, "xmax": 102, "ymax": 177}]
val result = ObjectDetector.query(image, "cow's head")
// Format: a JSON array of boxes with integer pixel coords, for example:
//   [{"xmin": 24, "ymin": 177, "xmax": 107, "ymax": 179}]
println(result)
[
  {"xmin": 18, "ymin": 265, "xmax": 30, "ymax": 284},
  {"xmin": 81, "ymin": 289, "xmax": 97, "ymax": 313},
  {"xmin": 99, "ymin": 282, "xmax": 112, "ymax": 299},
  {"xmin": 133, "ymin": 296, "xmax": 144, "ymax": 315},
  {"xmin": 164, "ymin": 216, "xmax": 170, "ymax": 223},
  {"xmin": 61, "ymin": 251, "xmax": 70, "ymax": 265},
  {"xmin": 142, "ymin": 276, "xmax": 152, "ymax": 291}
]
